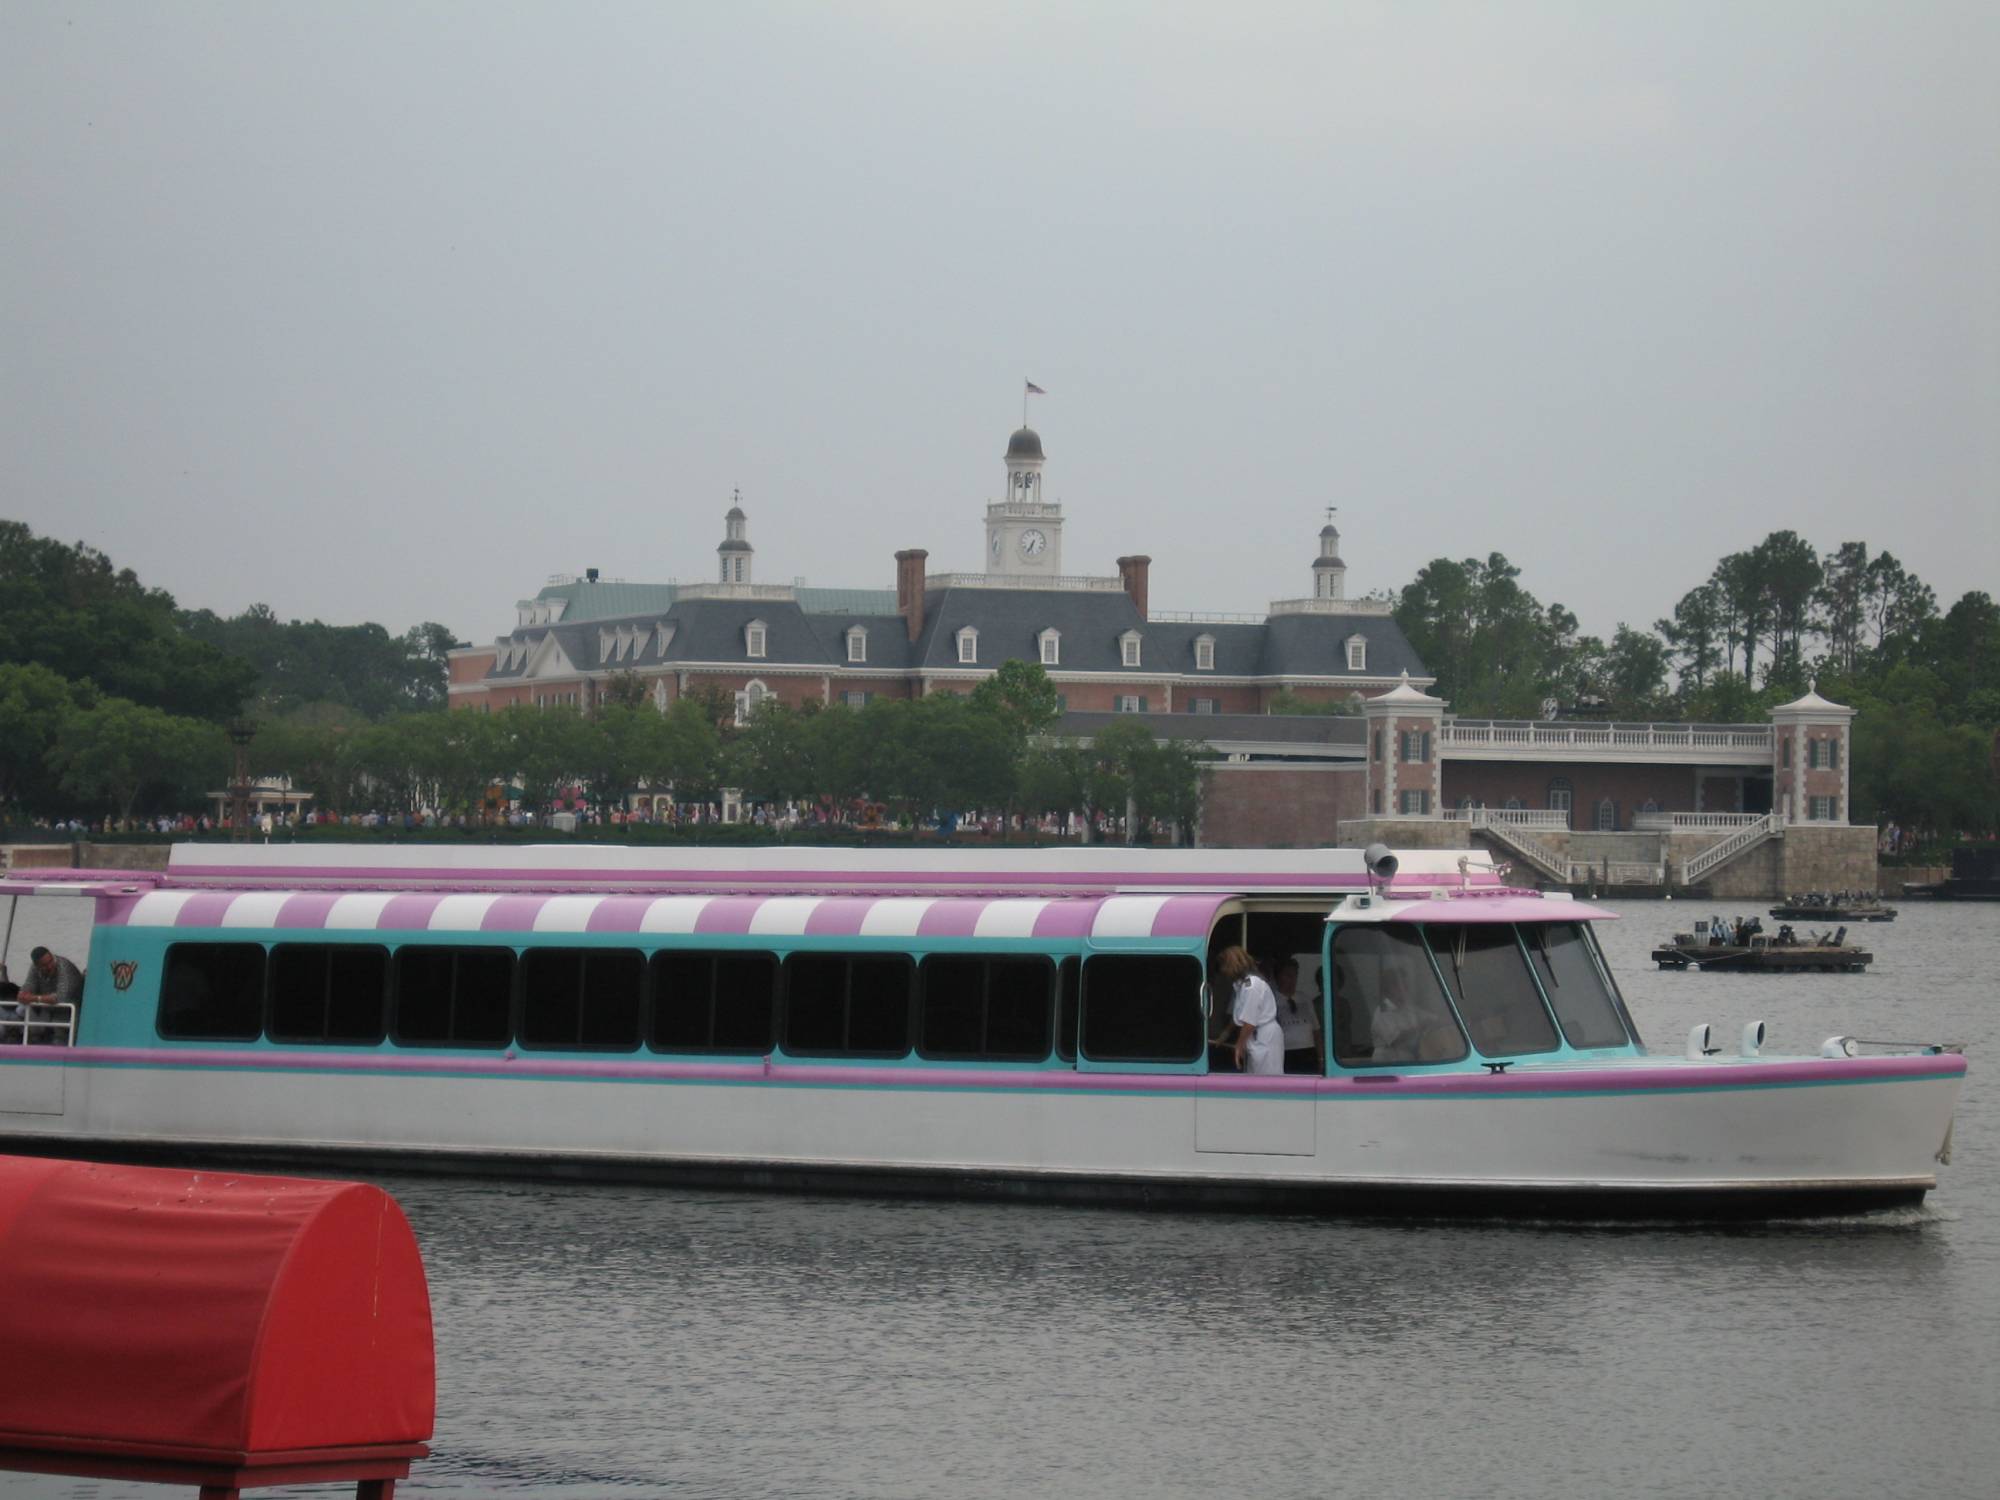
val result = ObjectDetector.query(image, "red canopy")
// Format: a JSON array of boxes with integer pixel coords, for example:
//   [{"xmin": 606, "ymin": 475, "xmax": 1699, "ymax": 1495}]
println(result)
[{"xmin": 0, "ymin": 1155, "xmax": 434, "ymax": 1466}]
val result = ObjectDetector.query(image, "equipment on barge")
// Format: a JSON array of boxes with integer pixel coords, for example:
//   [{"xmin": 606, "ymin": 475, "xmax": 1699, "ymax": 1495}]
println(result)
[{"xmin": 1652, "ymin": 916, "xmax": 1872, "ymax": 972}]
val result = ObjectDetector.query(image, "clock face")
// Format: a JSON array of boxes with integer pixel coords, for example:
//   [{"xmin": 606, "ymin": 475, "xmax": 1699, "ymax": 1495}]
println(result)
[{"xmin": 1019, "ymin": 528, "xmax": 1047, "ymax": 558}]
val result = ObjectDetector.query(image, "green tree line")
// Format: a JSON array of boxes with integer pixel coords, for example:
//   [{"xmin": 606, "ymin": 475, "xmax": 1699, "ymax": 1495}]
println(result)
[
  {"xmin": 1389, "ymin": 533, "xmax": 2000, "ymax": 841},
  {"xmin": 1, "ymin": 521, "xmax": 456, "ymax": 822}
]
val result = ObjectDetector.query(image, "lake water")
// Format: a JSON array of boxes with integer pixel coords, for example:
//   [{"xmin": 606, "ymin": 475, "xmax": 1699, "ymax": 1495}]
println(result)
[{"xmin": 7, "ymin": 894, "xmax": 1999, "ymax": 1499}]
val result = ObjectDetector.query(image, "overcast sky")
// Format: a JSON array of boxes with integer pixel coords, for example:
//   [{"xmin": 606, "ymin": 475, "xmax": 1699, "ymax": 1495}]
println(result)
[{"xmin": 6, "ymin": 2, "xmax": 1995, "ymax": 649}]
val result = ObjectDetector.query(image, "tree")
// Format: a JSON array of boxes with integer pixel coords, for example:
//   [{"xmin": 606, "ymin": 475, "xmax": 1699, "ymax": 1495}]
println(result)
[
  {"xmin": 1658, "ymin": 582, "xmax": 1725, "ymax": 693},
  {"xmin": 1815, "ymin": 541, "xmax": 1870, "ymax": 677},
  {"xmin": 495, "ymin": 705, "xmax": 591, "ymax": 815},
  {"xmin": 47, "ymin": 698, "xmax": 223, "ymax": 823},
  {"xmin": 0, "ymin": 521, "xmax": 257, "ymax": 720},
  {"xmin": 575, "ymin": 703, "xmax": 662, "ymax": 816},
  {"xmin": 0, "ymin": 662, "xmax": 87, "ymax": 815}
]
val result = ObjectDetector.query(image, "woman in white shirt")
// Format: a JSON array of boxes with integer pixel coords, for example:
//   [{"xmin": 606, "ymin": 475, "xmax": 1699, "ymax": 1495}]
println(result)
[{"xmin": 1218, "ymin": 946, "xmax": 1283, "ymax": 1075}]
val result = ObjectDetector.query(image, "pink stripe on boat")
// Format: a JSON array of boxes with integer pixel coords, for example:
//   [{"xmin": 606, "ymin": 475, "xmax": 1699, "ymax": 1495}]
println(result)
[
  {"xmin": 1032, "ymin": 904, "xmax": 1098, "ymax": 939},
  {"xmin": 804, "ymin": 898, "xmax": 877, "ymax": 936},
  {"xmin": 917, "ymin": 901, "xmax": 986, "ymax": 937},
  {"xmin": 481, "ymin": 895, "xmax": 550, "ymax": 932},
  {"xmin": 586, "ymin": 897, "xmax": 653, "ymax": 933},
  {"xmin": 1151, "ymin": 895, "xmax": 1228, "ymax": 939},
  {"xmin": 174, "ymin": 892, "xmax": 239, "ymax": 927},
  {"xmin": 694, "ymin": 896, "xmax": 768, "ymax": 935},
  {"xmin": 275, "ymin": 892, "xmax": 343, "ymax": 930},
  {"xmin": 379, "ymin": 893, "xmax": 447, "ymax": 930}
]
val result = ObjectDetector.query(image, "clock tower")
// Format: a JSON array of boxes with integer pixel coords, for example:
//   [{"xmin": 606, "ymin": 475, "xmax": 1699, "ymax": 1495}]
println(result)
[{"xmin": 984, "ymin": 424, "xmax": 1064, "ymax": 578}]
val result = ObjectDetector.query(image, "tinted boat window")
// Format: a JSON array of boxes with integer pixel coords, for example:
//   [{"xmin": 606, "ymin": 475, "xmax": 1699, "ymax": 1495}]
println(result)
[
  {"xmin": 521, "ymin": 948, "xmax": 644, "ymax": 1050},
  {"xmin": 1428, "ymin": 925, "xmax": 1558, "ymax": 1058},
  {"xmin": 650, "ymin": 950, "xmax": 777, "ymax": 1053},
  {"xmin": 1080, "ymin": 954, "xmax": 1204, "ymax": 1064},
  {"xmin": 1522, "ymin": 923, "xmax": 1629, "ymax": 1049},
  {"xmin": 159, "ymin": 943, "xmax": 266, "ymax": 1041},
  {"xmin": 1329, "ymin": 926, "xmax": 1466, "ymax": 1066},
  {"xmin": 784, "ymin": 953, "xmax": 912, "ymax": 1057},
  {"xmin": 920, "ymin": 956, "xmax": 1052, "ymax": 1061},
  {"xmin": 394, "ymin": 947, "xmax": 514, "ymax": 1046},
  {"xmin": 269, "ymin": 945, "xmax": 388, "ymax": 1044}
]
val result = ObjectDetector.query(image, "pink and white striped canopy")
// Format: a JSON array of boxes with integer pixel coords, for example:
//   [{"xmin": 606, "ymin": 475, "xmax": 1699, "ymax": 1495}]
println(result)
[{"xmin": 111, "ymin": 889, "xmax": 1235, "ymax": 943}]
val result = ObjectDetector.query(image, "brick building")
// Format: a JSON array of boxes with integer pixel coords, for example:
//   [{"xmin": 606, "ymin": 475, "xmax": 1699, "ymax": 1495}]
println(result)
[
  {"xmin": 445, "ymin": 418, "xmax": 1871, "ymax": 890},
  {"xmin": 447, "ymin": 424, "xmax": 1427, "ymax": 722}
]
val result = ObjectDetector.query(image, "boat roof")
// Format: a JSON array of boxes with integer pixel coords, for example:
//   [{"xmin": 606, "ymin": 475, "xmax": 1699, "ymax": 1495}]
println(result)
[
  {"xmin": 152, "ymin": 843, "xmax": 1514, "ymax": 897},
  {"xmin": 109, "ymin": 889, "xmax": 1246, "ymax": 943}
]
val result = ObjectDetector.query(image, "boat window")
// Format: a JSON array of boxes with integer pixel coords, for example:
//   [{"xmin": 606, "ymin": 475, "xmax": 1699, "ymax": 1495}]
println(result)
[
  {"xmin": 1426, "ymin": 925, "xmax": 1559, "ymax": 1058},
  {"xmin": 520, "ymin": 948, "xmax": 644, "ymax": 1050},
  {"xmin": 268, "ymin": 945, "xmax": 389, "ymax": 1044},
  {"xmin": 393, "ymin": 947, "xmax": 515, "ymax": 1046},
  {"xmin": 784, "ymin": 953, "xmax": 912, "ymax": 1056},
  {"xmin": 1329, "ymin": 926, "xmax": 1466, "ymax": 1066},
  {"xmin": 1521, "ymin": 923, "xmax": 1629, "ymax": 1049},
  {"xmin": 1056, "ymin": 956, "xmax": 1080, "ymax": 1062},
  {"xmin": 919, "ymin": 956, "xmax": 1052, "ymax": 1060},
  {"xmin": 650, "ymin": 950, "xmax": 777, "ymax": 1053},
  {"xmin": 158, "ymin": 943, "xmax": 266, "ymax": 1041},
  {"xmin": 1080, "ymin": 954, "xmax": 1205, "ymax": 1064}
]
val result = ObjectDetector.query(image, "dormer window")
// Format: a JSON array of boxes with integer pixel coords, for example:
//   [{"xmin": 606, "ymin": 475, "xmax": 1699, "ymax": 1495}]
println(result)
[
  {"xmin": 746, "ymin": 620, "xmax": 768, "ymax": 659},
  {"xmin": 846, "ymin": 626, "xmax": 868, "ymax": 664},
  {"xmin": 1120, "ymin": 631, "xmax": 1142, "ymax": 668},
  {"xmin": 1345, "ymin": 635, "xmax": 1367, "ymax": 672},
  {"xmin": 1194, "ymin": 634, "xmax": 1215, "ymax": 671},
  {"xmin": 1039, "ymin": 628, "xmax": 1061, "ymax": 666},
  {"xmin": 957, "ymin": 627, "xmax": 979, "ymax": 665},
  {"xmin": 656, "ymin": 621, "xmax": 675, "ymax": 656}
]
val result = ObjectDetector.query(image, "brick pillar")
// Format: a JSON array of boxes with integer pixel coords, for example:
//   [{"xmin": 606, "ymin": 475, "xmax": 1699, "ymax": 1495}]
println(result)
[
  {"xmin": 1362, "ymin": 673, "xmax": 1446, "ymax": 819},
  {"xmin": 1770, "ymin": 686, "xmax": 1855, "ymax": 825},
  {"xmin": 1117, "ymin": 555, "xmax": 1152, "ymax": 621},
  {"xmin": 896, "ymin": 549, "xmax": 929, "ymax": 641}
]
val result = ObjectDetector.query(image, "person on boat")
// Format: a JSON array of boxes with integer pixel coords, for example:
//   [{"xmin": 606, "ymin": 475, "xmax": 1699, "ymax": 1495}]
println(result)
[
  {"xmin": 1218, "ymin": 946, "xmax": 1282, "ymax": 1076},
  {"xmin": 9, "ymin": 946, "xmax": 82, "ymax": 1045},
  {"xmin": 1273, "ymin": 957, "xmax": 1320, "ymax": 1074}
]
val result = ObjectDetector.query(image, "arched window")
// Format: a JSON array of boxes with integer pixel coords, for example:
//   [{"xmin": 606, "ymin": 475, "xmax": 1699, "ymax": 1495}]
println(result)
[
  {"xmin": 1504, "ymin": 797, "xmax": 1523, "ymax": 813},
  {"xmin": 1594, "ymin": 797, "xmax": 1616, "ymax": 831}
]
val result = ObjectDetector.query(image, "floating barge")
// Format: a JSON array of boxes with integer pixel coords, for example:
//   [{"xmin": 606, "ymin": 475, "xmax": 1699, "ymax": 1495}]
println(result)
[
  {"xmin": 1653, "ymin": 919, "xmax": 1872, "ymax": 972},
  {"xmin": 1769, "ymin": 896, "xmax": 1897, "ymax": 922}
]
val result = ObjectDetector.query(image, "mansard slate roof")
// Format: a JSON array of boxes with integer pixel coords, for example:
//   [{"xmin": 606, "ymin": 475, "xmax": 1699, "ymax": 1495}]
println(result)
[
  {"xmin": 530, "ymin": 580, "xmax": 898, "ymax": 625},
  {"xmin": 487, "ymin": 586, "xmax": 1425, "ymax": 682}
]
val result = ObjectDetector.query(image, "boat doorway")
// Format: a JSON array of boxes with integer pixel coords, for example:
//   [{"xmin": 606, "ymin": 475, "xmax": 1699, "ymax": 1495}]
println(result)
[{"xmin": 1196, "ymin": 902, "xmax": 1323, "ymax": 1157}]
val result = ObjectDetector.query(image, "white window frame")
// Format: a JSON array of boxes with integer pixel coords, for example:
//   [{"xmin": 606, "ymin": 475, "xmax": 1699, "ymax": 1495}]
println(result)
[
  {"xmin": 1399, "ymin": 789, "xmax": 1430, "ymax": 816},
  {"xmin": 1120, "ymin": 631, "xmax": 1142, "ymax": 668},
  {"xmin": 1039, "ymin": 629, "xmax": 1060, "ymax": 666},
  {"xmin": 1194, "ymin": 635, "xmax": 1215, "ymax": 671},
  {"xmin": 656, "ymin": 622, "xmax": 675, "ymax": 656},
  {"xmin": 746, "ymin": 620, "xmax": 767, "ymax": 659},
  {"xmin": 1191, "ymin": 697, "xmax": 1217, "ymax": 715},
  {"xmin": 846, "ymin": 626, "xmax": 867, "ymax": 664},
  {"xmin": 734, "ymin": 679, "xmax": 770, "ymax": 726},
  {"xmin": 957, "ymin": 627, "xmax": 978, "ymax": 665},
  {"xmin": 1116, "ymin": 694, "xmax": 1142, "ymax": 714},
  {"xmin": 1346, "ymin": 636, "xmax": 1367, "ymax": 672}
]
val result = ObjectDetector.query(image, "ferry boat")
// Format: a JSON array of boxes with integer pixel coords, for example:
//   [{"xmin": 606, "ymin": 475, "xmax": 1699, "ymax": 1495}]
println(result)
[{"xmin": 0, "ymin": 843, "xmax": 1965, "ymax": 1218}]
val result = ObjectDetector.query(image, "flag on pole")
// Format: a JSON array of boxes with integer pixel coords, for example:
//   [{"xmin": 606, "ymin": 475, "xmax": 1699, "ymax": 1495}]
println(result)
[{"xmin": 1025, "ymin": 381, "xmax": 1046, "ymax": 395}]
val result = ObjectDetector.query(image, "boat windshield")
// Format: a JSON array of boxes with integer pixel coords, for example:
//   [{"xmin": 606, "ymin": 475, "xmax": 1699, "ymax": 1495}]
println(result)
[
  {"xmin": 1520, "ymin": 922, "xmax": 1631, "ymax": 1049},
  {"xmin": 1429, "ymin": 924, "xmax": 1560, "ymax": 1058},
  {"xmin": 1329, "ymin": 926, "xmax": 1468, "ymax": 1067}
]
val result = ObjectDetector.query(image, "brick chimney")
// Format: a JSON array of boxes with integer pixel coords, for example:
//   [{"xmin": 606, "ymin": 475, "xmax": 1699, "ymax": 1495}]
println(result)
[
  {"xmin": 896, "ymin": 548, "xmax": 929, "ymax": 640},
  {"xmin": 1117, "ymin": 555, "xmax": 1151, "ymax": 621}
]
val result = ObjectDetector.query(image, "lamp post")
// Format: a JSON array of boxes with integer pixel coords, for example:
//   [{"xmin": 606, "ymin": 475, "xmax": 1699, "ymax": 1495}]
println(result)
[{"xmin": 227, "ymin": 722, "xmax": 256, "ymax": 842}]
